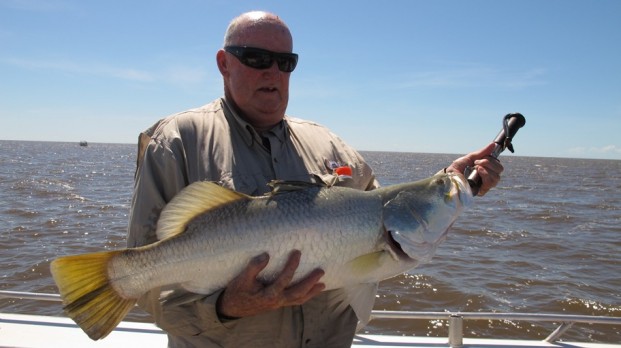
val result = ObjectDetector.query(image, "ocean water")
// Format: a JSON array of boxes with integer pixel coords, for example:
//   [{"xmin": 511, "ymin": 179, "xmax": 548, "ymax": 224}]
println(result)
[{"xmin": 0, "ymin": 140, "xmax": 619, "ymax": 343}]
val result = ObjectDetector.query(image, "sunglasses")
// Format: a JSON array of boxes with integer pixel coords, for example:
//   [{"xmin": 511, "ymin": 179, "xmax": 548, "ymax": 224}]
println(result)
[{"xmin": 224, "ymin": 46, "xmax": 298, "ymax": 73}]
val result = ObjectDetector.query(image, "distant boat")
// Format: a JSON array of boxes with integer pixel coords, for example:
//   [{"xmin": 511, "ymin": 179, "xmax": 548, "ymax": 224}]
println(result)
[{"xmin": 79, "ymin": 141, "xmax": 88, "ymax": 147}]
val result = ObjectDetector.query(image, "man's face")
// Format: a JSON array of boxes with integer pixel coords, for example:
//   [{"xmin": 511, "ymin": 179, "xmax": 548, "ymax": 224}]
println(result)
[{"xmin": 218, "ymin": 23, "xmax": 293, "ymax": 131}]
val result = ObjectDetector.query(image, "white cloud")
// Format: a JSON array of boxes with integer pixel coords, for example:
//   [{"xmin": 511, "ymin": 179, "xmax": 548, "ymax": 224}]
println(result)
[
  {"xmin": 2, "ymin": 55, "xmax": 216, "ymax": 93},
  {"xmin": 164, "ymin": 66, "xmax": 208, "ymax": 86},
  {"xmin": 396, "ymin": 66, "xmax": 547, "ymax": 90},
  {"xmin": 4, "ymin": 57, "xmax": 155, "ymax": 81},
  {"xmin": 595, "ymin": 145, "xmax": 621, "ymax": 155},
  {"xmin": 568, "ymin": 145, "xmax": 621, "ymax": 159}
]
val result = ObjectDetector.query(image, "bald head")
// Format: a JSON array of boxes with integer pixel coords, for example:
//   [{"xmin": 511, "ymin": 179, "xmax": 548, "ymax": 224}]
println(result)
[{"xmin": 224, "ymin": 11, "xmax": 293, "ymax": 50}]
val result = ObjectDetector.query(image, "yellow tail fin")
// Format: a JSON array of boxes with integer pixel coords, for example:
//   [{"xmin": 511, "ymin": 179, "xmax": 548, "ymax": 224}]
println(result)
[{"xmin": 50, "ymin": 251, "xmax": 136, "ymax": 340}]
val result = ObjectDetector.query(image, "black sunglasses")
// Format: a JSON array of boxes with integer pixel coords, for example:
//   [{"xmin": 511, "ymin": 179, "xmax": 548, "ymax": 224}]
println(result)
[{"xmin": 224, "ymin": 46, "xmax": 298, "ymax": 73}]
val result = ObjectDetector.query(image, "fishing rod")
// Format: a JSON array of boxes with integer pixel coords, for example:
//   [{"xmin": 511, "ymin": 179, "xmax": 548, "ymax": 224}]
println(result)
[{"xmin": 467, "ymin": 112, "xmax": 526, "ymax": 196}]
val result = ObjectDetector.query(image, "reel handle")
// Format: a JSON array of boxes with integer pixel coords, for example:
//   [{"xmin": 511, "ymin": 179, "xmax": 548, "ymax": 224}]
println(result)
[{"xmin": 468, "ymin": 113, "xmax": 526, "ymax": 196}]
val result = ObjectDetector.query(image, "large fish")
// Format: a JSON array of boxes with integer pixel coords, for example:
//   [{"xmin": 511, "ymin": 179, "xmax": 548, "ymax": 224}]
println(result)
[{"xmin": 50, "ymin": 172, "xmax": 473, "ymax": 340}]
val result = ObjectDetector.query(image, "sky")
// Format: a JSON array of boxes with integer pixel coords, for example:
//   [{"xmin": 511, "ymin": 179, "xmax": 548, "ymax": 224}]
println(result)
[{"xmin": 1, "ymin": 0, "xmax": 620, "ymax": 160}]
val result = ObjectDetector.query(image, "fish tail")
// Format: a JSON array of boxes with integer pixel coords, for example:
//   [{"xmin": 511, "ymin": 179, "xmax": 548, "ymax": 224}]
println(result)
[{"xmin": 50, "ymin": 250, "xmax": 136, "ymax": 340}]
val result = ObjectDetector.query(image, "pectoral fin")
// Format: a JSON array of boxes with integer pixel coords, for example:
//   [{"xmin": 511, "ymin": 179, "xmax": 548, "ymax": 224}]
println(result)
[
  {"xmin": 345, "ymin": 251, "xmax": 390, "ymax": 277},
  {"xmin": 350, "ymin": 283, "xmax": 379, "ymax": 331},
  {"xmin": 160, "ymin": 289, "xmax": 209, "ymax": 307},
  {"xmin": 330, "ymin": 283, "xmax": 378, "ymax": 332}
]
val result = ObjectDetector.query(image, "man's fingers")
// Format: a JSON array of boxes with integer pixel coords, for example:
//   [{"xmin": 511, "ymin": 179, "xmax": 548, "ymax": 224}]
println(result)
[
  {"xmin": 218, "ymin": 250, "xmax": 327, "ymax": 318},
  {"xmin": 473, "ymin": 157, "xmax": 503, "ymax": 196},
  {"xmin": 475, "ymin": 157, "xmax": 503, "ymax": 175},
  {"xmin": 448, "ymin": 142, "xmax": 497, "ymax": 173},
  {"xmin": 474, "ymin": 142, "xmax": 497, "ymax": 158},
  {"xmin": 237, "ymin": 252, "xmax": 270, "ymax": 288},
  {"xmin": 282, "ymin": 268, "xmax": 325, "ymax": 304},
  {"xmin": 270, "ymin": 250, "xmax": 301, "ymax": 291},
  {"xmin": 265, "ymin": 251, "xmax": 325, "ymax": 306}
]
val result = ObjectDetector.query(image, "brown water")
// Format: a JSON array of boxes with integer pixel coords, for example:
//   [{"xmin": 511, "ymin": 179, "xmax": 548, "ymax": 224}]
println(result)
[{"xmin": 1, "ymin": 140, "xmax": 619, "ymax": 343}]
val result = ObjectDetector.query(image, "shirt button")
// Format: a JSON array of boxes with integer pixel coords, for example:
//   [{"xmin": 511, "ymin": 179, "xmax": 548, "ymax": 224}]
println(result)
[{"xmin": 273, "ymin": 158, "xmax": 278, "ymax": 163}]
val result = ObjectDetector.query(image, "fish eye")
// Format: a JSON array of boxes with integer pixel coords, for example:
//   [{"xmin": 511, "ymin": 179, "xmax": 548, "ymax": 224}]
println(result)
[{"xmin": 434, "ymin": 177, "xmax": 445, "ymax": 186}]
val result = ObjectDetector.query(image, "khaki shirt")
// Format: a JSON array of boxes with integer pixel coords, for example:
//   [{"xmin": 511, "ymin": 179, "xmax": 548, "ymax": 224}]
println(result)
[{"xmin": 127, "ymin": 98, "xmax": 379, "ymax": 348}]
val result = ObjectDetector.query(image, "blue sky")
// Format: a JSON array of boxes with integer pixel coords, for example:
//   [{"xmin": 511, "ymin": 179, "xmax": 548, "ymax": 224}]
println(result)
[{"xmin": 1, "ymin": 0, "xmax": 620, "ymax": 159}]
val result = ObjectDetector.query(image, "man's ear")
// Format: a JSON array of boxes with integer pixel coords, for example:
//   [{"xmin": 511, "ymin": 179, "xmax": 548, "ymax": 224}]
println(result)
[{"xmin": 216, "ymin": 50, "xmax": 228, "ymax": 76}]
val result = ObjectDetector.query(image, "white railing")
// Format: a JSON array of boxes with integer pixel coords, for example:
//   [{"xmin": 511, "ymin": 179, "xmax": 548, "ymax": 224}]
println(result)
[
  {"xmin": 2, "ymin": 290, "xmax": 620, "ymax": 347},
  {"xmin": 0, "ymin": 290, "xmax": 60, "ymax": 302},
  {"xmin": 367, "ymin": 310, "xmax": 621, "ymax": 347}
]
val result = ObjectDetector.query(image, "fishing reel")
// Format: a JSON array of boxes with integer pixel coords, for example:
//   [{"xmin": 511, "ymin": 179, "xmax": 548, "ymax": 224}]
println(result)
[{"xmin": 467, "ymin": 113, "xmax": 526, "ymax": 196}]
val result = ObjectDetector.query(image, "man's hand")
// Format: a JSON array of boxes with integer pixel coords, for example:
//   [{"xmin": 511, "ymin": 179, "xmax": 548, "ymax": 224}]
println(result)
[
  {"xmin": 446, "ymin": 142, "xmax": 504, "ymax": 196},
  {"xmin": 216, "ymin": 250, "xmax": 325, "ymax": 319}
]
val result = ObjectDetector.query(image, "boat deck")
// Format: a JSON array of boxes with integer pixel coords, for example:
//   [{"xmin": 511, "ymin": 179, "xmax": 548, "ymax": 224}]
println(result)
[{"xmin": 1, "ymin": 312, "xmax": 618, "ymax": 348}]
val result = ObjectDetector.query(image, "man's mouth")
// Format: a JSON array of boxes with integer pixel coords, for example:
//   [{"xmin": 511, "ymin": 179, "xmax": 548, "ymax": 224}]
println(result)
[{"xmin": 259, "ymin": 87, "xmax": 278, "ymax": 92}]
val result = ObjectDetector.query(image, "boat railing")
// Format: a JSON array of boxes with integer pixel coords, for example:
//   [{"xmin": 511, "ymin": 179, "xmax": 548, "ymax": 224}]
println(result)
[
  {"xmin": 367, "ymin": 310, "xmax": 621, "ymax": 346},
  {"xmin": 0, "ymin": 290, "xmax": 61, "ymax": 302},
  {"xmin": 2, "ymin": 290, "xmax": 620, "ymax": 347}
]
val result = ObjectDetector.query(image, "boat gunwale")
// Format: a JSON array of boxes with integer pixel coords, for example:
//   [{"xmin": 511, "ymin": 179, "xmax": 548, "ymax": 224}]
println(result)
[{"xmin": 2, "ymin": 290, "xmax": 620, "ymax": 345}]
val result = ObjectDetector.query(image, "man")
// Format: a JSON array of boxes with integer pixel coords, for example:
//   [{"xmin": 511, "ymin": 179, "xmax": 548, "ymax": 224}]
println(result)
[{"xmin": 127, "ymin": 11, "xmax": 503, "ymax": 348}]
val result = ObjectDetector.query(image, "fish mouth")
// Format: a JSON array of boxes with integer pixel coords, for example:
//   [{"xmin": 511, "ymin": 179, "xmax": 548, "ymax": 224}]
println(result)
[
  {"xmin": 448, "ymin": 172, "xmax": 474, "ymax": 207},
  {"xmin": 384, "ymin": 227, "xmax": 412, "ymax": 261}
]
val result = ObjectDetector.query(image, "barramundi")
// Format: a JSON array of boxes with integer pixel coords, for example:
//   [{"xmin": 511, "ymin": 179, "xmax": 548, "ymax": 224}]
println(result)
[{"xmin": 50, "ymin": 172, "xmax": 473, "ymax": 340}]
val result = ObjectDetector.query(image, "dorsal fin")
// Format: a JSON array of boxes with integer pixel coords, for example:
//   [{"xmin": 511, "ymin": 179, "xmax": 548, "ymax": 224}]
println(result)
[
  {"xmin": 267, "ymin": 180, "xmax": 325, "ymax": 195},
  {"xmin": 156, "ymin": 181, "xmax": 248, "ymax": 240}
]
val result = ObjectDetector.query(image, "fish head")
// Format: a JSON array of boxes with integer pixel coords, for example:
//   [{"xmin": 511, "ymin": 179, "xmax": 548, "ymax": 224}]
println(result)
[{"xmin": 383, "ymin": 172, "xmax": 473, "ymax": 264}]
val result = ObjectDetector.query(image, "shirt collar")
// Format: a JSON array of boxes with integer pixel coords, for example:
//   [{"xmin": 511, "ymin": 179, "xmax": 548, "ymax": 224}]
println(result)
[{"xmin": 221, "ymin": 97, "xmax": 290, "ymax": 147}]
